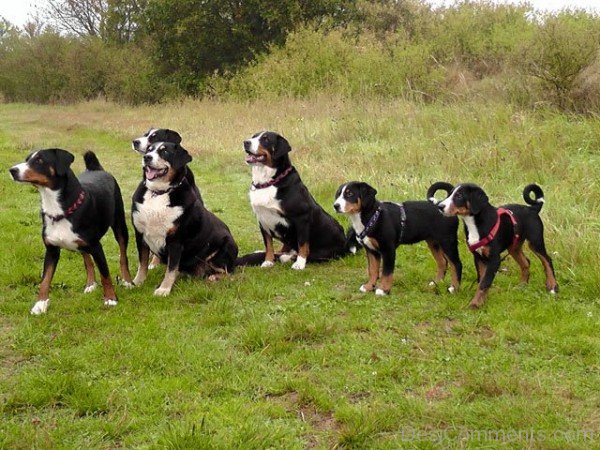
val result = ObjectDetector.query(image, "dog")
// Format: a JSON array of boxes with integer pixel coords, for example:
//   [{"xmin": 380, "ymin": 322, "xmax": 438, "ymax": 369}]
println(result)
[
  {"xmin": 10, "ymin": 149, "xmax": 133, "ymax": 314},
  {"xmin": 240, "ymin": 131, "xmax": 349, "ymax": 270},
  {"xmin": 334, "ymin": 181, "xmax": 462, "ymax": 295},
  {"xmin": 430, "ymin": 182, "xmax": 558, "ymax": 308},
  {"xmin": 131, "ymin": 142, "xmax": 238, "ymax": 296}
]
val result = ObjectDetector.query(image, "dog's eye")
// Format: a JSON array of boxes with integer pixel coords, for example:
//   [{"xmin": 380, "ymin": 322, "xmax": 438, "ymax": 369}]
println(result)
[{"xmin": 344, "ymin": 191, "xmax": 354, "ymax": 198}]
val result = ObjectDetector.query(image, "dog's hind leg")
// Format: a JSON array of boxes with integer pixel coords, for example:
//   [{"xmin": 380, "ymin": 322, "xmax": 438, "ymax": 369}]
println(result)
[
  {"xmin": 440, "ymin": 240, "xmax": 462, "ymax": 293},
  {"xmin": 88, "ymin": 243, "xmax": 118, "ymax": 306},
  {"xmin": 528, "ymin": 238, "xmax": 558, "ymax": 294},
  {"xmin": 82, "ymin": 253, "xmax": 97, "ymax": 293},
  {"xmin": 427, "ymin": 240, "xmax": 447, "ymax": 285},
  {"xmin": 509, "ymin": 242, "xmax": 530, "ymax": 284},
  {"xmin": 111, "ymin": 188, "xmax": 133, "ymax": 287}
]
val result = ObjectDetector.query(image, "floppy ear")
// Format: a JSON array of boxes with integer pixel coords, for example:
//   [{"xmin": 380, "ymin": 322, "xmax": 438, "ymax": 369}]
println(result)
[
  {"xmin": 273, "ymin": 134, "xmax": 292, "ymax": 159},
  {"xmin": 359, "ymin": 182, "xmax": 377, "ymax": 211},
  {"xmin": 469, "ymin": 188, "xmax": 489, "ymax": 215},
  {"xmin": 52, "ymin": 149, "xmax": 75, "ymax": 176},
  {"xmin": 171, "ymin": 145, "xmax": 192, "ymax": 170},
  {"xmin": 165, "ymin": 129, "xmax": 182, "ymax": 144}
]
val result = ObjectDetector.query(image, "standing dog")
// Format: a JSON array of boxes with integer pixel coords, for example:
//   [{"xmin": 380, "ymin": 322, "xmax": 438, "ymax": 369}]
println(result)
[
  {"xmin": 10, "ymin": 149, "xmax": 133, "ymax": 314},
  {"xmin": 430, "ymin": 182, "xmax": 558, "ymax": 308},
  {"xmin": 241, "ymin": 131, "xmax": 349, "ymax": 269},
  {"xmin": 334, "ymin": 181, "xmax": 461, "ymax": 295},
  {"xmin": 132, "ymin": 142, "xmax": 238, "ymax": 296}
]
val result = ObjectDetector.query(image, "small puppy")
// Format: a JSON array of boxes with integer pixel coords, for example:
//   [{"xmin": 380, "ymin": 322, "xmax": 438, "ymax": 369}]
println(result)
[
  {"xmin": 241, "ymin": 131, "xmax": 349, "ymax": 269},
  {"xmin": 334, "ymin": 181, "xmax": 462, "ymax": 296},
  {"xmin": 131, "ymin": 142, "xmax": 238, "ymax": 296},
  {"xmin": 10, "ymin": 149, "xmax": 133, "ymax": 314},
  {"xmin": 431, "ymin": 182, "xmax": 558, "ymax": 308}
]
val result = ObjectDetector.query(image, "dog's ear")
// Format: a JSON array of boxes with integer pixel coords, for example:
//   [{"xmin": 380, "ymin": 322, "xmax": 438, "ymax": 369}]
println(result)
[
  {"xmin": 172, "ymin": 144, "xmax": 192, "ymax": 169},
  {"xmin": 469, "ymin": 188, "xmax": 489, "ymax": 215},
  {"xmin": 166, "ymin": 129, "xmax": 182, "ymax": 144},
  {"xmin": 358, "ymin": 182, "xmax": 377, "ymax": 211},
  {"xmin": 52, "ymin": 149, "xmax": 75, "ymax": 176},
  {"xmin": 273, "ymin": 134, "xmax": 292, "ymax": 159}
]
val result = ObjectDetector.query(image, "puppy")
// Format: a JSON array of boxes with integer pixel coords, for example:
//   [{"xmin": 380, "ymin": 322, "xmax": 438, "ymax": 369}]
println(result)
[
  {"xmin": 241, "ymin": 131, "xmax": 349, "ymax": 270},
  {"xmin": 10, "ymin": 149, "xmax": 133, "ymax": 314},
  {"xmin": 334, "ymin": 181, "xmax": 461, "ymax": 295},
  {"xmin": 431, "ymin": 182, "xmax": 558, "ymax": 308},
  {"xmin": 131, "ymin": 142, "xmax": 238, "ymax": 295}
]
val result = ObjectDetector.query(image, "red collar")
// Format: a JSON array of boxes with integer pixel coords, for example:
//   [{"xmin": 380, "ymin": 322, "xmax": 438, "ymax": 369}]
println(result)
[
  {"xmin": 468, "ymin": 207, "xmax": 519, "ymax": 253},
  {"xmin": 251, "ymin": 166, "xmax": 293, "ymax": 190},
  {"xmin": 44, "ymin": 190, "xmax": 86, "ymax": 223}
]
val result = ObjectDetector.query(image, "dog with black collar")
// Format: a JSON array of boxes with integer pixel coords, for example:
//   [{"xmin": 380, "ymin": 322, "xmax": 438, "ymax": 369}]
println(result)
[
  {"xmin": 334, "ymin": 181, "xmax": 462, "ymax": 296},
  {"xmin": 429, "ymin": 182, "xmax": 558, "ymax": 308},
  {"xmin": 10, "ymin": 149, "xmax": 133, "ymax": 314},
  {"xmin": 131, "ymin": 142, "xmax": 238, "ymax": 295}
]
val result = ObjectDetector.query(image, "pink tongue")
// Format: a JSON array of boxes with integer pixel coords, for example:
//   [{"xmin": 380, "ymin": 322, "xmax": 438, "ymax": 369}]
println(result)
[
  {"xmin": 146, "ymin": 168, "xmax": 161, "ymax": 180},
  {"xmin": 245, "ymin": 154, "xmax": 263, "ymax": 163}
]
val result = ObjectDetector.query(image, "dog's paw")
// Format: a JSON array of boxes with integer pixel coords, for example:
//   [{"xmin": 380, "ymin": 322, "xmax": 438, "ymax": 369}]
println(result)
[
  {"xmin": 261, "ymin": 260, "xmax": 275, "ymax": 268},
  {"xmin": 279, "ymin": 253, "xmax": 295, "ymax": 264},
  {"xmin": 132, "ymin": 274, "xmax": 145, "ymax": 286},
  {"xmin": 121, "ymin": 281, "xmax": 135, "ymax": 289},
  {"xmin": 154, "ymin": 287, "xmax": 171, "ymax": 296},
  {"xmin": 291, "ymin": 257, "xmax": 306, "ymax": 270},
  {"xmin": 148, "ymin": 263, "xmax": 157, "ymax": 270},
  {"xmin": 104, "ymin": 298, "xmax": 118, "ymax": 307},
  {"xmin": 349, "ymin": 246, "xmax": 357, "ymax": 254},
  {"xmin": 359, "ymin": 284, "xmax": 373, "ymax": 293},
  {"xmin": 375, "ymin": 288, "xmax": 388, "ymax": 296},
  {"xmin": 447, "ymin": 286, "xmax": 456, "ymax": 294},
  {"xmin": 30, "ymin": 299, "xmax": 49, "ymax": 315},
  {"xmin": 83, "ymin": 282, "xmax": 97, "ymax": 293},
  {"xmin": 428, "ymin": 281, "xmax": 436, "ymax": 287}
]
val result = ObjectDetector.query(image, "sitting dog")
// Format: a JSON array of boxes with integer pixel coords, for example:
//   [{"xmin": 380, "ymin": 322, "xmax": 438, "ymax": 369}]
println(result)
[
  {"xmin": 240, "ymin": 131, "xmax": 349, "ymax": 270},
  {"xmin": 131, "ymin": 142, "xmax": 238, "ymax": 295},
  {"xmin": 10, "ymin": 149, "xmax": 133, "ymax": 314},
  {"xmin": 334, "ymin": 181, "xmax": 461, "ymax": 295},
  {"xmin": 430, "ymin": 182, "xmax": 558, "ymax": 308}
]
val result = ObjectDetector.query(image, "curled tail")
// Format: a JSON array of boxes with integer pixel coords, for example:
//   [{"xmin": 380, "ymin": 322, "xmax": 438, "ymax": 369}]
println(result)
[
  {"xmin": 84, "ymin": 151, "xmax": 104, "ymax": 171},
  {"xmin": 523, "ymin": 184, "xmax": 545, "ymax": 213},
  {"xmin": 427, "ymin": 181, "xmax": 455, "ymax": 204}
]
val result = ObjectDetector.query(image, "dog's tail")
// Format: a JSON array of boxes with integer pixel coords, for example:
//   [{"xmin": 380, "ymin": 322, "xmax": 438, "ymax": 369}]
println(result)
[
  {"xmin": 427, "ymin": 181, "xmax": 455, "ymax": 205},
  {"xmin": 84, "ymin": 151, "xmax": 104, "ymax": 171},
  {"xmin": 523, "ymin": 184, "xmax": 545, "ymax": 213},
  {"xmin": 235, "ymin": 252, "xmax": 271, "ymax": 267}
]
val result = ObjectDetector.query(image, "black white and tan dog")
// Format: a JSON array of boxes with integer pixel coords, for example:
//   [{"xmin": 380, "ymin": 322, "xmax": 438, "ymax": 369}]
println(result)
[
  {"xmin": 131, "ymin": 142, "xmax": 238, "ymax": 295},
  {"xmin": 241, "ymin": 131, "xmax": 349, "ymax": 269},
  {"xmin": 429, "ymin": 182, "xmax": 558, "ymax": 308},
  {"xmin": 334, "ymin": 181, "xmax": 462, "ymax": 295},
  {"xmin": 10, "ymin": 149, "xmax": 133, "ymax": 314}
]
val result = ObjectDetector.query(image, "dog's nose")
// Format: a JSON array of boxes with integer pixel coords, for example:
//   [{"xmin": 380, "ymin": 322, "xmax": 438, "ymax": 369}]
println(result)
[
  {"xmin": 132, "ymin": 139, "xmax": 140, "ymax": 149},
  {"xmin": 243, "ymin": 140, "xmax": 251, "ymax": 151},
  {"xmin": 9, "ymin": 167, "xmax": 19, "ymax": 179},
  {"xmin": 333, "ymin": 203, "xmax": 341, "ymax": 212},
  {"xmin": 143, "ymin": 155, "xmax": 152, "ymax": 165}
]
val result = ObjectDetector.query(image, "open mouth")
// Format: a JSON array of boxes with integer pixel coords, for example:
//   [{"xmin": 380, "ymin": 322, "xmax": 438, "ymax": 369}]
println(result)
[
  {"xmin": 144, "ymin": 166, "xmax": 168, "ymax": 181},
  {"xmin": 245, "ymin": 153, "xmax": 266, "ymax": 164}
]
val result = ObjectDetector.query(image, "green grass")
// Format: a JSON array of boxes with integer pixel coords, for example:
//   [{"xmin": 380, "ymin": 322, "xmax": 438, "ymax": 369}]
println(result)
[{"xmin": 0, "ymin": 99, "xmax": 598, "ymax": 449}]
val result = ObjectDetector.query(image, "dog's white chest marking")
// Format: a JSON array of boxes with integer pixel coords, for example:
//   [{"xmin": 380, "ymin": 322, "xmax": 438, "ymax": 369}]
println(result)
[
  {"xmin": 349, "ymin": 213, "xmax": 377, "ymax": 251},
  {"xmin": 133, "ymin": 191, "xmax": 183, "ymax": 255},
  {"xmin": 249, "ymin": 186, "xmax": 288, "ymax": 237},
  {"xmin": 39, "ymin": 188, "xmax": 82, "ymax": 251},
  {"xmin": 463, "ymin": 216, "xmax": 481, "ymax": 249}
]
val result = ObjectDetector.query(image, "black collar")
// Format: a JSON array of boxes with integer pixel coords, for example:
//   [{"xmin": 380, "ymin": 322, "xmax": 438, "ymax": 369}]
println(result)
[
  {"xmin": 251, "ymin": 166, "xmax": 293, "ymax": 190},
  {"xmin": 358, "ymin": 206, "xmax": 382, "ymax": 241}
]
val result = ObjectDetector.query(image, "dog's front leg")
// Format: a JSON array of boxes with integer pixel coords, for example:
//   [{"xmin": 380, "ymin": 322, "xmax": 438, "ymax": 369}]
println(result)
[
  {"xmin": 360, "ymin": 250, "xmax": 380, "ymax": 292},
  {"xmin": 31, "ymin": 245, "xmax": 61, "ymax": 315},
  {"xmin": 377, "ymin": 248, "xmax": 396, "ymax": 296},
  {"xmin": 260, "ymin": 226, "xmax": 276, "ymax": 268},
  {"xmin": 470, "ymin": 254, "xmax": 500, "ymax": 309},
  {"xmin": 88, "ymin": 242, "xmax": 118, "ymax": 307},
  {"xmin": 133, "ymin": 229, "xmax": 150, "ymax": 286},
  {"xmin": 154, "ymin": 243, "xmax": 182, "ymax": 296}
]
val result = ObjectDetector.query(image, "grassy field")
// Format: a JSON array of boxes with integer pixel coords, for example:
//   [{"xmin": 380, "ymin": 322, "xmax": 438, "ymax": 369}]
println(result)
[{"xmin": 0, "ymin": 98, "xmax": 598, "ymax": 449}]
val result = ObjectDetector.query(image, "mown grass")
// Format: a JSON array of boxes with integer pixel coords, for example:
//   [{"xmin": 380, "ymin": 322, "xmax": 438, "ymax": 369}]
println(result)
[{"xmin": 0, "ymin": 98, "xmax": 598, "ymax": 449}]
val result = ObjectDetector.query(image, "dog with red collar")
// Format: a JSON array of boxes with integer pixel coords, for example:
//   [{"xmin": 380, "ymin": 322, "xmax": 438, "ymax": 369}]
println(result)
[
  {"xmin": 334, "ymin": 181, "xmax": 462, "ymax": 296},
  {"xmin": 429, "ymin": 182, "xmax": 558, "ymax": 308},
  {"xmin": 10, "ymin": 149, "xmax": 133, "ymax": 314}
]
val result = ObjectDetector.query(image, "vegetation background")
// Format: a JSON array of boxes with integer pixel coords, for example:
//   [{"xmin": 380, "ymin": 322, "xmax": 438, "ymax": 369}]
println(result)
[{"xmin": 0, "ymin": 0, "xmax": 599, "ymax": 448}]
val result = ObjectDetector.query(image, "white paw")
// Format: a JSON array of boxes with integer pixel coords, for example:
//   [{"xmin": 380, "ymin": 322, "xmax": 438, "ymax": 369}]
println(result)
[
  {"xmin": 428, "ymin": 281, "xmax": 436, "ymax": 287},
  {"xmin": 448, "ymin": 286, "xmax": 456, "ymax": 294},
  {"xmin": 30, "ymin": 299, "xmax": 49, "ymax": 315},
  {"xmin": 84, "ymin": 282, "xmax": 97, "ymax": 293},
  {"xmin": 148, "ymin": 263, "xmax": 157, "ymax": 270},
  {"xmin": 549, "ymin": 289, "xmax": 557, "ymax": 295},
  {"xmin": 104, "ymin": 298, "xmax": 118, "ymax": 307},
  {"xmin": 121, "ymin": 281, "xmax": 134, "ymax": 289},
  {"xmin": 375, "ymin": 289, "xmax": 388, "ymax": 296},
  {"xmin": 349, "ymin": 246, "xmax": 357, "ymax": 254},
  {"xmin": 279, "ymin": 253, "xmax": 296, "ymax": 264},
  {"xmin": 359, "ymin": 284, "xmax": 369, "ymax": 293},
  {"xmin": 154, "ymin": 287, "xmax": 171, "ymax": 296},
  {"xmin": 291, "ymin": 257, "xmax": 306, "ymax": 270},
  {"xmin": 261, "ymin": 260, "xmax": 275, "ymax": 268}
]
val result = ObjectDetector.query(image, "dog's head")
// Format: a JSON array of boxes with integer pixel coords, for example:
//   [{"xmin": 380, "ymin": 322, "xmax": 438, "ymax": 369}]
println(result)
[
  {"xmin": 437, "ymin": 183, "xmax": 489, "ymax": 217},
  {"xmin": 143, "ymin": 142, "xmax": 192, "ymax": 189},
  {"xmin": 243, "ymin": 131, "xmax": 291, "ymax": 168},
  {"xmin": 133, "ymin": 128, "xmax": 182, "ymax": 154},
  {"xmin": 333, "ymin": 181, "xmax": 378, "ymax": 214},
  {"xmin": 9, "ymin": 149, "xmax": 75, "ymax": 189}
]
